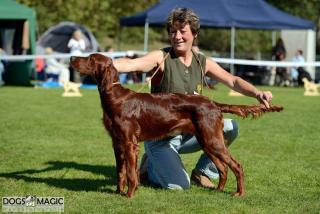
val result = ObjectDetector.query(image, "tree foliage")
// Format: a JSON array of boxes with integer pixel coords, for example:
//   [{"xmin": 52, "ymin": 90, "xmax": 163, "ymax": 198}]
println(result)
[
  {"xmin": 267, "ymin": 0, "xmax": 320, "ymax": 27},
  {"xmin": 17, "ymin": 0, "xmax": 320, "ymax": 53},
  {"xmin": 17, "ymin": 0, "xmax": 158, "ymax": 48},
  {"xmin": 267, "ymin": 0, "xmax": 320, "ymax": 53}
]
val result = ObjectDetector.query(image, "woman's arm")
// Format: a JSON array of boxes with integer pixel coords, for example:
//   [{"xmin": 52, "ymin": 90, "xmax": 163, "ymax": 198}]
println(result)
[
  {"xmin": 205, "ymin": 58, "xmax": 273, "ymax": 107},
  {"xmin": 113, "ymin": 50, "xmax": 163, "ymax": 73}
]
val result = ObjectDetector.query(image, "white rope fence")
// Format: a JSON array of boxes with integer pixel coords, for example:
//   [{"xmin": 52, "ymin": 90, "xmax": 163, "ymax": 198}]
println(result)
[
  {"xmin": 1, "ymin": 51, "xmax": 320, "ymax": 68},
  {"xmin": 0, "ymin": 52, "xmax": 130, "ymax": 61},
  {"xmin": 212, "ymin": 57, "xmax": 320, "ymax": 67}
]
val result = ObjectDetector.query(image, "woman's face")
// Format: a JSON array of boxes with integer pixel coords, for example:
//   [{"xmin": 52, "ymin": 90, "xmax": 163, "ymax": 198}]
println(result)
[{"xmin": 169, "ymin": 22, "xmax": 196, "ymax": 54}]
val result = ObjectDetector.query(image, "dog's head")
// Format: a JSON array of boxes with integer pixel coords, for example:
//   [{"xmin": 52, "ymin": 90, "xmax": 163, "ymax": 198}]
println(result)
[{"xmin": 70, "ymin": 53, "xmax": 119, "ymax": 86}]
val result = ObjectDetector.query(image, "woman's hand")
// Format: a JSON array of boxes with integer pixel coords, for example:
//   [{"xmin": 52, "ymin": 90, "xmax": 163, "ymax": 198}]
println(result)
[{"xmin": 256, "ymin": 91, "xmax": 273, "ymax": 108}]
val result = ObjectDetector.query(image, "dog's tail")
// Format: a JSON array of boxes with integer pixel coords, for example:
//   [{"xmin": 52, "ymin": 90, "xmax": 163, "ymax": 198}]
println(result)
[{"xmin": 215, "ymin": 102, "xmax": 283, "ymax": 119}]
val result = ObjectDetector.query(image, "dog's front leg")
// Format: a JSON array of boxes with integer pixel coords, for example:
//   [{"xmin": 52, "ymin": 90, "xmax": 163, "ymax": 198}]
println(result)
[
  {"xmin": 125, "ymin": 140, "xmax": 139, "ymax": 198},
  {"xmin": 113, "ymin": 142, "xmax": 127, "ymax": 194}
]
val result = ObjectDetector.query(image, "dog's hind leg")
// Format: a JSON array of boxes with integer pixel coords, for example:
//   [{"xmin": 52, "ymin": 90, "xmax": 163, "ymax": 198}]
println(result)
[
  {"xmin": 213, "ymin": 148, "xmax": 244, "ymax": 196},
  {"xmin": 229, "ymin": 156, "xmax": 244, "ymax": 196},
  {"xmin": 211, "ymin": 157, "xmax": 228, "ymax": 191},
  {"xmin": 196, "ymin": 114, "xmax": 244, "ymax": 196},
  {"xmin": 200, "ymin": 151, "xmax": 228, "ymax": 191},
  {"xmin": 198, "ymin": 135, "xmax": 228, "ymax": 191},
  {"xmin": 195, "ymin": 114, "xmax": 228, "ymax": 192},
  {"xmin": 202, "ymin": 137, "xmax": 244, "ymax": 196}
]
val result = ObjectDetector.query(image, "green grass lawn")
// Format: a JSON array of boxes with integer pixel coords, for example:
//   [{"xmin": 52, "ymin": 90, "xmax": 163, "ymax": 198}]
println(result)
[{"xmin": 0, "ymin": 84, "xmax": 319, "ymax": 213}]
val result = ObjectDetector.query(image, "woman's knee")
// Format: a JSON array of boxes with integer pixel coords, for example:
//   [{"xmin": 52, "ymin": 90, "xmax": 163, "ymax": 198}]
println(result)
[
  {"xmin": 223, "ymin": 119, "xmax": 239, "ymax": 146},
  {"xmin": 159, "ymin": 168, "xmax": 191, "ymax": 190},
  {"xmin": 166, "ymin": 178, "xmax": 190, "ymax": 190}
]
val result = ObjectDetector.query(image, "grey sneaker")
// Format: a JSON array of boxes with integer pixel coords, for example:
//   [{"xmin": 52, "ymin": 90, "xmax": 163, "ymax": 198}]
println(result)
[{"xmin": 191, "ymin": 169, "xmax": 215, "ymax": 189}]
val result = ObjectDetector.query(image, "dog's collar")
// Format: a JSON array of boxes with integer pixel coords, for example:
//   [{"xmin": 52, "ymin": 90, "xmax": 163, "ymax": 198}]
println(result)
[{"xmin": 112, "ymin": 82, "xmax": 121, "ymax": 86}]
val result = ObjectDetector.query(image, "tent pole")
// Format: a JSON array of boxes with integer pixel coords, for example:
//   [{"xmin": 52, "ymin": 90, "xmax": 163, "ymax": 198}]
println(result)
[
  {"xmin": 230, "ymin": 27, "xmax": 235, "ymax": 75},
  {"xmin": 271, "ymin": 31, "xmax": 276, "ymax": 60},
  {"xmin": 272, "ymin": 31, "xmax": 276, "ymax": 47},
  {"xmin": 306, "ymin": 29, "xmax": 316, "ymax": 79},
  {"xmin": 142, "ymin": 19, "xmax": 149, "ymax": 82},
  {"xmin": 117, "ymin": 26, "xmax": 122, "ymax": 51},
  {"xmin": 143, "ymin": 19, "xmax": 149, "ymax": 52}
]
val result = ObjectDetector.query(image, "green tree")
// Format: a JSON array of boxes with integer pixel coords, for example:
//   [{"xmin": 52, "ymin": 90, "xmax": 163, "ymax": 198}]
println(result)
[
  {"xmin": 267, "ymin": 0, "xmax": 320, "ymax": 53},
  {"xmin": 17, "ymin": 0, "xmax": 158, "ymax": 49},
  {"xmin": 16, "ymin": 0, "xmax": 320, "ymax": 53}
]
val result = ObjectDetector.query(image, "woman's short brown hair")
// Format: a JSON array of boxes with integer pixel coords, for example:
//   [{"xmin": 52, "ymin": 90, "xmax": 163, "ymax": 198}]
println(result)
[{"xmin": 166, "ymin": 8, "xmax": 200, "ymax": 35}]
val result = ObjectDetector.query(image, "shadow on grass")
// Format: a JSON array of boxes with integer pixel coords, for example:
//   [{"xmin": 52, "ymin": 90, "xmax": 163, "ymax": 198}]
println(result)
[
  {"xmin": 0, "ymin": 161, "xmax": 117, "ymax": 194},
  {"xmin": 0, "ymin": 161, "xmax": 237, "ymax": 196}
]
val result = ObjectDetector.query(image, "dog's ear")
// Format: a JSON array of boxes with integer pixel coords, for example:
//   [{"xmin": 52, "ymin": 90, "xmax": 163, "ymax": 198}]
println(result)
[
  {"xmin": 109, "ymin": 61, "xmax": 120, "ymax": 83},
  {"xmin": 102, "ymin": 58, "xmax": 119, "ymax": 85},
  {"xmin": 91, "ymin": 55, "xmax": 108, "ymax": 76},
  {"xmin": 96, "ymin": 55, "xmax": 120, "ymax": 90}
]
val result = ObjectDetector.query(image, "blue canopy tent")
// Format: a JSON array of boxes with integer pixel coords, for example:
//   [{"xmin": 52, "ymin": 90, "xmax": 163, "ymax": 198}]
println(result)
[{"xmin": 120, "ymin": 0, "xmax": 314, "ymax": 60}]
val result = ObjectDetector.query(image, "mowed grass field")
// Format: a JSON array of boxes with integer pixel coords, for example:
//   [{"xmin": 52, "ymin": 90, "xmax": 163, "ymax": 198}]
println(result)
[{"xmin": 0, "ymin": 84, "xmax": 319, "ymax": 213}]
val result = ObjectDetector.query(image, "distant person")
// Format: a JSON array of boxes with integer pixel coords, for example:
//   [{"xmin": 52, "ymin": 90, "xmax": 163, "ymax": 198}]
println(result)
[
  {"xmin": 45, "ymin": 47, "xmax": 70, "ymax": 83},
  {"xmin": 272, "ymin": 38, "xmax": 288, "ymax": 86},
  {"xmin": 0, "ymin": 48, "xmax": 7, "ymax": 86},
  {"xmin": 35, "ymin": 57, "xmax": 46, "ymax": 81},
  {"xmin": 68, "ymin": 30, "xmax": 85, "ymax": 81},
  {"xmin": 68, "ymin": 30, "xmax": 85, "ymax": 56},
  {"xmin": 272, "ymin": 38, "xmax": 286, "ymax": 61},
  {"xmin": 290, "ymin": 50, "xmax": 305, "ymax": 86}
]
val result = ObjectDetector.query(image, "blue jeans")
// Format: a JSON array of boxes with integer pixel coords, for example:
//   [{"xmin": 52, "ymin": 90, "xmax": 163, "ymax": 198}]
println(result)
[
  {"xmin": 0, "ymin": 62, "xmax": 4, "ymax": 85},
  {"xmin": 119, "ymin": 73, "xmax": 128, "ymax": 84},
  {"xmin": 144, "ymin": 118, "xmax": 238, "ymax": 190}
]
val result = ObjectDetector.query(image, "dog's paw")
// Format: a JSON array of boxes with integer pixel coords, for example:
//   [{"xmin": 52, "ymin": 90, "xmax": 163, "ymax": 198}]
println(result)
[{"xmin": 231, "ymin": 191, "xmax": 245, "ymax": 197}]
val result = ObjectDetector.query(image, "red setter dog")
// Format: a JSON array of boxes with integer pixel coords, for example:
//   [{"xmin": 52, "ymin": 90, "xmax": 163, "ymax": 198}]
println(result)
[{"xmin": 70, "ymin": 53, "xmax": 283, "ymax": 198}]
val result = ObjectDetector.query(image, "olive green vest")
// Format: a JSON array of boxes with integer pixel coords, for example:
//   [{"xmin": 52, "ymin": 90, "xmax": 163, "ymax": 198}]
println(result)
[{"xmin": 151, "ymin": 47, "xmax": 206, "ymax": 94}]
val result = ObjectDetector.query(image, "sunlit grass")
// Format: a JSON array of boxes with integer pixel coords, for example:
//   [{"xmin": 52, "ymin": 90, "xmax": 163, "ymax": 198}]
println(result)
[{"xmin": 0, "ymin": 85, "xmax": 319, "ymax": 213}]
